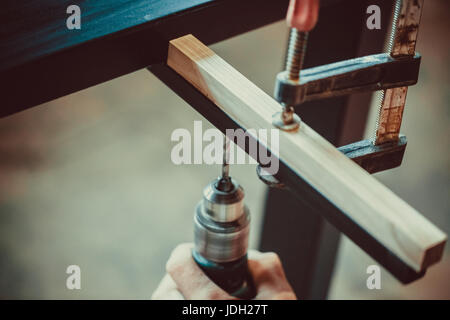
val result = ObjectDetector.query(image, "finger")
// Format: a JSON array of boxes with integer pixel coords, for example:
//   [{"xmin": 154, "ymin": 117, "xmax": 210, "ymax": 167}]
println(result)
[
  {"xmin": 248, "ymin": 252, "xmax": 285, "ymax": 287},
  {"xmin": 152, "ymin": 274, "xmax": 185, "ymax": 300},
  {"xmin": 248, "ymin": 249, "xmax": 268, "ymax": 260},
  {"xmin": 247, "ymin": 251, "xmax": 297, "ymax": 300},
  {"xmin": 166, "ymin": 243, "xmax": 233, "ymax": 300}
]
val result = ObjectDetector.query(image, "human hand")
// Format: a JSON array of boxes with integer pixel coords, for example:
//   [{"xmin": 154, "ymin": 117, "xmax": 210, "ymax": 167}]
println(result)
[{"xmin": 152, "ymin": 243, "xmax": 297, "ymax": 300}]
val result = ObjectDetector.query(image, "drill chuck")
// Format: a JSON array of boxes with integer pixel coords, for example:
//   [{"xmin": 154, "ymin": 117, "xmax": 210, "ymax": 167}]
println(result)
[{"xmin": 193, "ymin": 177, "xmax": 255, "ymax": 298}]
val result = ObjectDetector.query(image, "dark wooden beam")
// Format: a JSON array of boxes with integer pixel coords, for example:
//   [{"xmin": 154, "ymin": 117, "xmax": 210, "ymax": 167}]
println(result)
[{"xmin": 1, "ymin": 0, "xmax": 291, "ymax": 117}]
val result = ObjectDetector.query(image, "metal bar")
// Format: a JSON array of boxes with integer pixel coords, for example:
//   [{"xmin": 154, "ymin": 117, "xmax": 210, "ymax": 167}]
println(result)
[{"xmin": 375, "ymin": 0, "xmax": 424, "ymax": 145}]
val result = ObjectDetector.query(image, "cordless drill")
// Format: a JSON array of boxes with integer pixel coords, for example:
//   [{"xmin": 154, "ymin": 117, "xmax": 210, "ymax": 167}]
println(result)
[
  {"xmin": 192, "ymin": 0, "xmax": 319, "ymax": 299},
  {"xmin": 192, "ymin": 145, "xmax": 256, "ymax": 299}
]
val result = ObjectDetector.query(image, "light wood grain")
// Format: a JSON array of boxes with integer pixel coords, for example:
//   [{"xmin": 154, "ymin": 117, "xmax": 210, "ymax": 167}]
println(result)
[{"xmin": 167, "ymin": 34, "xmax": 446, "ymax": 272}]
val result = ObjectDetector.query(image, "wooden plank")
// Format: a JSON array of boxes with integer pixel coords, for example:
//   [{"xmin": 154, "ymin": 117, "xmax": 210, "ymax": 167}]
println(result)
[
  {"xmin": 166, "ymin": 34, "xmax": 446, "ymax": 273},
  {"xmin": 257, "ymin": 136, "xmax": 408, "ymax": 185}
]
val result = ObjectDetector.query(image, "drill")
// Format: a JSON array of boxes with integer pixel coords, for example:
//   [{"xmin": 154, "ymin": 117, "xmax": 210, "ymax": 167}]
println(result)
[
  {"xmin": 192, "ymin": 139, "xmax": 256, "ymax": 299},
  {"xmin": 192, "ymin": 0, "xmax": 319, "ymax": 299}
]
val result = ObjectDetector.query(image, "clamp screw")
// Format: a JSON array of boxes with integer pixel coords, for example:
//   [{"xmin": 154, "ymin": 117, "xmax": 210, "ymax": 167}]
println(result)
[{"xmin": 273, "ymin": 0, "xmax": 319, "ymax": 131}]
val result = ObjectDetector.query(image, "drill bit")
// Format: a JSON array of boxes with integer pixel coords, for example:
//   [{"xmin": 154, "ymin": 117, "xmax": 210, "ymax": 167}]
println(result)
[{"xmin": 216, "ymin": 135, "xmax": 232, "ymax": 192}]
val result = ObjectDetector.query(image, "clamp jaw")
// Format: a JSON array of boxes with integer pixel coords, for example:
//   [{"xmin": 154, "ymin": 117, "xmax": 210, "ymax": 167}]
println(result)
[{"xmin": 275, "ymin": 53, "xmax": 421, "ymax": 106}]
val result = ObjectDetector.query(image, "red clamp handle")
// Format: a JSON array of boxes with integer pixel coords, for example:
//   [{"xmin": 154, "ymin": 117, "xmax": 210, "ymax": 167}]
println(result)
[{"xmin": 286, "ymin": 0, "xmax": 319, "ymax": 31}]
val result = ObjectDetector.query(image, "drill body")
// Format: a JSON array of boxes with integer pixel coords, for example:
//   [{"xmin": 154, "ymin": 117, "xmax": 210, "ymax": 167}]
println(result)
[{"xmin": 193, "ymin": 177, "xmax": 256, "ymax": 299}]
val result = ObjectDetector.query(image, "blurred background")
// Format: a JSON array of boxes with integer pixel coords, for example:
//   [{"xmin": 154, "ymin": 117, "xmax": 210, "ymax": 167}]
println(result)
[{"xmin": 0, "ymin": 1, "xmax": 448, "ymax": 299}]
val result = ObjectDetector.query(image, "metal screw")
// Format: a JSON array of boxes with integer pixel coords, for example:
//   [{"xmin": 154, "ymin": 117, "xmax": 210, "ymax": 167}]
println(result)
[
  {"xmin": 273, "ymin": 28, "xmax": 307, "ymax": 131},
  {"xmin": 282, "ymin": 29, "xmax": 308, "ymax": 124},
  {"xmin": 285, "ymin": 29, "xmax": 309, "ymax": 81}
]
